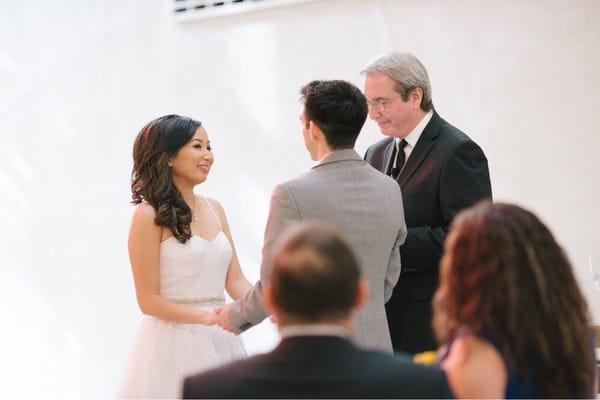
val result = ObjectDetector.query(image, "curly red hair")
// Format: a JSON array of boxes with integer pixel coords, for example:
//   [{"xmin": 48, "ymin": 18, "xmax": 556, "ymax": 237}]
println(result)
[{"xmin": 433, "ymin": 202, "xmax": 594, "ymax": 398}]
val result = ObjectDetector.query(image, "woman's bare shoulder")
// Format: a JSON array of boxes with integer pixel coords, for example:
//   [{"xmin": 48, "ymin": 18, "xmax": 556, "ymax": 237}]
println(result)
[
  {"xmin": 203, "ymin": 196, "xmax": 227, "ymax": 219},
  {"xmin": 130, "ymin": 202, "xmax": 161, "ymax": 235},
  {"xmin": 204, "ymin": 196, "xmax": 224, "ymax": 210},
  {"xmin": 132, "ymin": 202, "xmax": 156, "ymax": 219},
  {"xmin": 442, "ymin": 333, "xmax": 507, "ymax": 398}
]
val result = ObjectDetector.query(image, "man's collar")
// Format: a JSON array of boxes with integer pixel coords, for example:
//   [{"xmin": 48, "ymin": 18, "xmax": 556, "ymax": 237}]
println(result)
[
  {"xmin": 317, "ymin": 150, "xmax": 335, "ymax": 163},
  {"xmin": 314, "ymin": 148, "xmax": 362, "ymax": 168},
  {"xmin": 400, "ymin": 110, "xmax": 433, "ymax": 148},
  {"xmin": 279, "ymin": 323, "xmax": 349, "ymax": 339}
]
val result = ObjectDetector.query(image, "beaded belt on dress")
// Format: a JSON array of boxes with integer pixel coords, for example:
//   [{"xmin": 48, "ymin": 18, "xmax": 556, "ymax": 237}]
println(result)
[{"xmin": 168, "ymin": 295, "xmax": 225, "ymax": 306}]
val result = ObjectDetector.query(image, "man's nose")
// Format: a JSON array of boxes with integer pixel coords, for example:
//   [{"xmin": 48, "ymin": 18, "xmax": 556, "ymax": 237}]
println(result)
[{"xmin": 368, "ymin": 106, "xmax": 380, "ymax": 120}]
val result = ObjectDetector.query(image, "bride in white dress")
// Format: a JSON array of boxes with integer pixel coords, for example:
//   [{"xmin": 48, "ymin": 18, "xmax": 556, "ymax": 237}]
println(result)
[{"xmin": 118, "ymin": 115, "xmax": 252, "ymax": 398}]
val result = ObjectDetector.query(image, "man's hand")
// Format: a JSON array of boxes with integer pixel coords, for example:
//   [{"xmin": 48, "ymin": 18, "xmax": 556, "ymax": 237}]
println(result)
[{"xmin": 216, "ymin": 304, "xmax": 235, "ymax": 333}]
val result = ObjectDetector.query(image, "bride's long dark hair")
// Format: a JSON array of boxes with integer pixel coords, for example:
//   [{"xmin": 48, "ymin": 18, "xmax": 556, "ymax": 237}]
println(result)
[{"xmin": 131, "ymin": 115, "xmax": 201, "ymax": 243}]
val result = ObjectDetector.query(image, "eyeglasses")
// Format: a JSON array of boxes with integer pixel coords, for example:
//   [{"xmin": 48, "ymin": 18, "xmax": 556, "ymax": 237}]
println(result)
[{"xmin": 366, "ymin": 96, "xmax": 399, "ymax": 112}]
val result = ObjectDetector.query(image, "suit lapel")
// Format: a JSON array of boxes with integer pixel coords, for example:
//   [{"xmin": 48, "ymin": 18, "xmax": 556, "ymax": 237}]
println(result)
[
  {"xmin": 382, "ymin": 139, "xmax": 396, "ymax": 175},
  {"xmin": 398, "ymin": 111, "xmax": 442, "ymax": 188}
]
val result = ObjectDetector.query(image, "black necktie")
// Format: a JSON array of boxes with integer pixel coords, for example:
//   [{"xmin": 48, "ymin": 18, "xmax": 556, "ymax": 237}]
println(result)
[{"xmin": 390, "ymin": 139, "xmax": 408, "ymax": 180}]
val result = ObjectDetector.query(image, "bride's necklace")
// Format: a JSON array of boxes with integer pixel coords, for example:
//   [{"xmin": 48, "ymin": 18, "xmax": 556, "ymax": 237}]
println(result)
[{"xmin": 191, "ymin": 196, "xmax": 198, "ymax": 222}]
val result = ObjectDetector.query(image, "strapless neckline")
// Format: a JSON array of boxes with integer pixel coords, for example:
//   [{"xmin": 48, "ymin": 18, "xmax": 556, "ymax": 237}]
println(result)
[{"xmin": 160, "ymin": 230, "xmax": 225, "ymax": 246}]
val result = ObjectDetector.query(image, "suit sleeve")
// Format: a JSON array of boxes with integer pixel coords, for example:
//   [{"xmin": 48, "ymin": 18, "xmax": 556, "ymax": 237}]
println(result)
[
  {"xmin": 182, "ymin": 377, "xmax": 192, "ymax": 399},
  {"xmin": 228, "ymin": 184, "xmax": 301, "ymax": 333},
  {"xmin": 182, "ymin": 373, "xmax": 227, "ymax": 399},
  {"xmin": 403, "ymin": 140, "xmax": 492, "ymax": 272},
  {"xmin": 384, "ymin": 185, "xmax": 407, "ymax": 302},
  {"xmin": 384, "ymin": 228, "xmax": 405, "ymax": 302},
  {"xmin": 364, "ymin": 146, "xmax": 371, "ymax": 161}
]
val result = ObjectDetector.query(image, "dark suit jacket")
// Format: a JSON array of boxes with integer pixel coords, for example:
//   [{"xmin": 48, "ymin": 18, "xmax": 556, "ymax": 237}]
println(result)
[
  {"xmin": 183, "ymin": 336, "xmax": 453, "ymax": 399},
  {"xmin": 365, "ymin": 111, "xmax": 492, "ymax": 354}
]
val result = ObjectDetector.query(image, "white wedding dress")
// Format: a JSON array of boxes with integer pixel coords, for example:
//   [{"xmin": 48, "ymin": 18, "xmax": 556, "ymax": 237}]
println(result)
[{"xmin": 117, "ymin": 198, "xmax": 246, "ymax": 399}]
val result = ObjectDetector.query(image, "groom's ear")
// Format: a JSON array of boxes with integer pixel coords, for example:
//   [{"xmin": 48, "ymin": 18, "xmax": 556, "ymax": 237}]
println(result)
[
  {"xmin": 308, "ymin": 120, "xmax": 322, "ymax": 142},
  {"xmin": 308, "ymin": 120, "xmax": 321, "ymax": 141},
  {"xmin": 353, "ymin": 278, "xmax": 370, "ymax": 311},
  {"xmin": 263, "ymin": 284, "xmax": 278, "ymax": 316}
]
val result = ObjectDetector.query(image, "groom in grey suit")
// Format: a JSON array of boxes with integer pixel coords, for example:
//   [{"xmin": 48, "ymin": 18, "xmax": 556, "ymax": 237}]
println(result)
[{"xmin": 217, "ymin": 80, "xmax": 407, "ymax": 352}]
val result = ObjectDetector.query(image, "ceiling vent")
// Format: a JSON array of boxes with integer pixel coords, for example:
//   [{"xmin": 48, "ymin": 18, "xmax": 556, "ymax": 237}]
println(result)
[{"xmin": 172, "ymin": 0, "xmax": 322, "ymax": 21}]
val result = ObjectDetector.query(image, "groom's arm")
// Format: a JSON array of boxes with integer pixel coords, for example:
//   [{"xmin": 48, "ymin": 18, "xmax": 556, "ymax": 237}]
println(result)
[
  {"xmin": 228, "ymin": 184, "xmax": 301, "ymax": 333},
  {"xmin": 384, "ymin": 185, "xmax": 407, "ymax": 303}
]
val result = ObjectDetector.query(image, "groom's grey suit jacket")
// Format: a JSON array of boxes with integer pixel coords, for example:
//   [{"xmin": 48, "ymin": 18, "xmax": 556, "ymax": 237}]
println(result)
[{"xmin": 228, "ymin": 149, "xmax": 407, "ymax": 352}]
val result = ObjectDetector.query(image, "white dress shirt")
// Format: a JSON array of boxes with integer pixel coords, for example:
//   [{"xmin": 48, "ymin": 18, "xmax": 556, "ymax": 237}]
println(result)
[{"xmin": 397, "ymin": 110, "xmax": 433, "ymax": 164}]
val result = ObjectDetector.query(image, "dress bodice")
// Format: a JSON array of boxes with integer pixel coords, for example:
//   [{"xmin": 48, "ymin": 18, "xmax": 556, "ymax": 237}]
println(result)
[{"xmin": 159, "ymin": 231, "xmax": 232, "ymax": 300}]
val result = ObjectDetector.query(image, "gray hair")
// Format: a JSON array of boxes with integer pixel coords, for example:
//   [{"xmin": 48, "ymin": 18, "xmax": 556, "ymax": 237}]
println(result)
[{"xmin": 361, "ymin": 52, "xmax": 433, "ymax": 112}]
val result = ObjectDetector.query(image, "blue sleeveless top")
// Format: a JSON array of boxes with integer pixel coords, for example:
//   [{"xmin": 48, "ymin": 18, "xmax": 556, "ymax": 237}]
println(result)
[
  {"xmin": 438, "ymin": 335, "xmax": 538, "ymax": 398},
  {"xmin": 504, "ymin": 367, "xmax": 537, "ymax": 399},
  {"xmin": 440, "ymin": 331, "xmax": 596, "ymax": 398}
]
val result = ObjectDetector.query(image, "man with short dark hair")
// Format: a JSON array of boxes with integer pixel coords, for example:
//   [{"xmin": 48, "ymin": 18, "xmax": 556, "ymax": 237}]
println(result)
[
  {"xmin": 184, "ymin": 223, "xmax": 453, "ymax": 399},
  {"xmin": 217, "ymin": 80, "xmax": 407, "ymax": 353}
]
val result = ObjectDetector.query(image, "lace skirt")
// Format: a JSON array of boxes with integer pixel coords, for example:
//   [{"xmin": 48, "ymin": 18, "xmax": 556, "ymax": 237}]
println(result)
[{"xmin": 117, "ymin": 314, "xmax": 246, "ymax": 399}]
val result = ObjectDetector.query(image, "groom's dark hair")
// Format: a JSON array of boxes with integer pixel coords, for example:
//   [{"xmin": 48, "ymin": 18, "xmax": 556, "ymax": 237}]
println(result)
[
  {"xmin": 269, "ymin": 223, "xmax": 361, "ymax": 321},
  {"xmin": 300, "ymin": 80, "xmax": 368, "ymax": 149}
]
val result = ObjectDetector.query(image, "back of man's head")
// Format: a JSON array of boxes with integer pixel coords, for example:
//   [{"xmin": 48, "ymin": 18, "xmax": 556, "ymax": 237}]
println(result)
[
  {"xmin": 267, "ymin": 223, "xmax": 363, "ymax": 323},
  {"xmin": 300, "ymin": 80, "xmax": 368, "ymax": 150}
]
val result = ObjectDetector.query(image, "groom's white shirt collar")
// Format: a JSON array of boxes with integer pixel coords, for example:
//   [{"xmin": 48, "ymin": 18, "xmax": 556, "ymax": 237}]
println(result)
[{"xmin": 317, "ymin": 150, "xmax": 335, "ymax": 164}]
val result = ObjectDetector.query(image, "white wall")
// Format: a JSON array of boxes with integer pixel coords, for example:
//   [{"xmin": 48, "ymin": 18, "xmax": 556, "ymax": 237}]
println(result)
[{"xmin": 1, "ymin": 0, "xmax": 599, "ymax": 398}]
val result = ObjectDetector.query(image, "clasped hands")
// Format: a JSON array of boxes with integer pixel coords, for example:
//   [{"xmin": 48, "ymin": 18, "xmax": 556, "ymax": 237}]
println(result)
[
  {"xmin": 205, "ymin": 304, "xmax": 235, "ymax": 333},
  {"xmin": 206, "ymin": 304, "xmax": 277, "ymax": 333}
]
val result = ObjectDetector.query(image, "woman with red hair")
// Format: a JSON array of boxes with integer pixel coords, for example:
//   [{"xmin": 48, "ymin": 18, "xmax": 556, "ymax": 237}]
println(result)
[{"xmin": 433, "ymin": 202, "xmax": 596, "ymax": 398}]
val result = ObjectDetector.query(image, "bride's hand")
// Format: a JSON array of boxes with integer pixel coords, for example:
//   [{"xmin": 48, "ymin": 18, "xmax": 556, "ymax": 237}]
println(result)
[{"xmin": 199, "ymin": 310, "xmax": 217, "ymax": 325}]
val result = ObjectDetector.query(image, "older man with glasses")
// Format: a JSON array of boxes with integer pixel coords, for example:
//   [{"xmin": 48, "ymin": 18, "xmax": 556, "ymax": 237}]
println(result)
[{"xmin": 362, "ymin": 52, "xmax": 492, "ymax": 355}]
